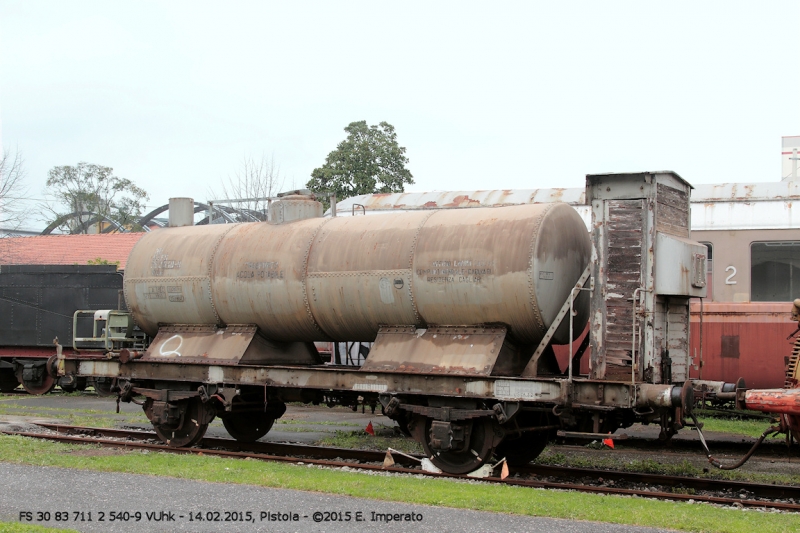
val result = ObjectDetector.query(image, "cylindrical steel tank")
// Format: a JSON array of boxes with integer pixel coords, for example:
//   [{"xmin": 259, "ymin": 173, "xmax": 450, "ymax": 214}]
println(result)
[{"xmin": 124, "ymin": 202, "xmax": 591, "ymax": 346}]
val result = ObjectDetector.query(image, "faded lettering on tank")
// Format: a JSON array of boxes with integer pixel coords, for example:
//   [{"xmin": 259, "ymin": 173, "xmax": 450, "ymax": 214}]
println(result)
[
  {"xmin": 417, "ymin": 259, "xmax": 493, "ymax": 283},
  {"xmin": 167, "ymin": 285, "xmax": 185, "ymax": 302},
  {"xmin": 151, "ymin": 248, "xmax": 182, "ymax": 276},
  {"xmin": 144, "ymin": 285, "xmax": 166, "ymax": 299},
  {"xmin": 379, "ymin": 277, "xmax": 395, "ymax": 304},
  {"xmin": 237, "ymin": 261, "xmax": 284, "ymax": 280}
]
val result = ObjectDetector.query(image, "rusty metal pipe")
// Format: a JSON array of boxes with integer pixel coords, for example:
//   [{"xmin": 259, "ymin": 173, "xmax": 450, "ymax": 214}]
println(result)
[
  {"xmin": 690, "ymin": 379, "xmax": 733, "ymax": 393},
  {"xmin": 636, "ymin": 384, "xmax": 673, "ymax": 408},
  {"xmin": 636, "ymin": 384, "xmax": 691, "ymax": 410},
  {"xmin": 743, "ymin": 388, "xmax": 800, "ymax": 415},
  {"xmin": 118, "ymin": 349, "xmax": 144, "ymax": 364},
  {"xmin": 714, "ymin": 392, "xmax": 736, "ymax": 401}
]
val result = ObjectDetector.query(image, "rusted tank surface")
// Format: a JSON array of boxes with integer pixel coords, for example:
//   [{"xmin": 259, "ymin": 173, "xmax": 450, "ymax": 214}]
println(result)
[
  {"xmin": 124, "ymin": 202, "xmax": 591, "ymax": 346},
  {"xmin": 306, "ymin": 210, "xmax": 432, "ymax": 340},
  {"xmin": 689, "ymin": 302, "xmax": 796, "ymax": 389},
  {"xmin": 123, "ymin": 223, "xmax": 235, "ymax": 334},
  {"xmin": 411, "ymin": 203, "xmax": 590, "ymax": 345},
  {"xmin": 213, "ymin": 219, "xmax": 328, "ymax": 341}
]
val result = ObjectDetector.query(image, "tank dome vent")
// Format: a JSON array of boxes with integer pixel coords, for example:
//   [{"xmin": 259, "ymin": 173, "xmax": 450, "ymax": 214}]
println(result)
[{"xmin": 269, "ymin": 190, "xmax": 323, "ymax": 224}]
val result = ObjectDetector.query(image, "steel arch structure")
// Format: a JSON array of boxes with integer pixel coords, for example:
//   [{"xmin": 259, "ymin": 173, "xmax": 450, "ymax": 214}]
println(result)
[{"xmin": 40, "ymin": 202, "xmax": 268, "ymax": 235}]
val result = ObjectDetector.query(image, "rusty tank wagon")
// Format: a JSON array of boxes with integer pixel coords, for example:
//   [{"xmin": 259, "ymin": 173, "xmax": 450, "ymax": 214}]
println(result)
[{"xmin": 58, "ymin": 172, "xmax": 709, "ymax": 474}]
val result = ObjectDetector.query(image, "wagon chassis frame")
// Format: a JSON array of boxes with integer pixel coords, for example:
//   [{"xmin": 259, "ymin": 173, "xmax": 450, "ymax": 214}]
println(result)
[{"xmin": 64, "ymin": 358, "xmax": 684, "ymax": 417}]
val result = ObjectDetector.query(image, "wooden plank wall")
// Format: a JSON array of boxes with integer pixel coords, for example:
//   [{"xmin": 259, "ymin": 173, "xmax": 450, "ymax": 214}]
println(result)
[
  {"xmin": 656, "ymin": 183, "xmax": 689, "ymax": 238},
  {"xmin": 653, "ymin": 296, "xmax": 690, "ymax": 382},
  {"xmin": 603, "ymin": 199, "xmax": 644, "ymax": 380}
]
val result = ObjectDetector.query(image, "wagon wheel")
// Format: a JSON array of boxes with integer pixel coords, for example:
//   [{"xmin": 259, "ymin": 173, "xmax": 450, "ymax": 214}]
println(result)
[
  {"xmin": 92, "ymin": 377, "xmax": 116, "ymax": 397},
  {"xmin": 222, "ymin": 411, "xmax": 276, "ymax": 442},
  {"xmin": 495, "ymin": 413, "xmax": 555, "ymax": 466},
  {"xmin": 20, "ymin": 373, "xmax": 55, "ymax": 395},
  {"xmin": 495, "ymin": 430, "xmax": 551, "ymax": 467},
  {"xmin": 148, "ymin": 397, "xmax": 212, "ymax": 448},
  {"xmin": 420, "ymin": 417, "xmax": 497, "ymax": 475},
  {"xmin": 0, "ymin": 369, "xmax": 20, "ymax": 393}
]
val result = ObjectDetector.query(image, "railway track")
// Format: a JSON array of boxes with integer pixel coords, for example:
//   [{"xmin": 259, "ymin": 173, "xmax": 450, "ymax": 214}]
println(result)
[
  {"xmin": 554, "ymin": 432, "xmax": 792, "ymax": 457},
  {"xmin": 3, "ymin": 423, "xmax": 799, "ymax": 512}
]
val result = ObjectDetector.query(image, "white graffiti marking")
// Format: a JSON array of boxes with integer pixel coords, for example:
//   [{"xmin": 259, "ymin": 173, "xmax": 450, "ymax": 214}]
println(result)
[{"xmin": 159, "ymin": 334, "xmax": 183, "ymax": 357}]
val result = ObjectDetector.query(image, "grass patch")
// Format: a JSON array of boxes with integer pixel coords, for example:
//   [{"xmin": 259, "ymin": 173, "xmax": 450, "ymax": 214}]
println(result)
[
  {"xmin": 59, "ymin": 415, "xmax": 134, "ymax": 428},
  {"xmin": 0, "ymin": 523, "xmax": 78, "ymax": 533},
  {"xmin": 56, "ymin": 390, "xmax": 90, "ymax": 397},
  {"xmin": 695, "ymin": 407, "xmax": 773, "ymax": 420},
  {"xmin": 268, "ymin": 426, "xmax": 321, "ymax": 433},
  {"xmin": 0, "ymin": 403, "xmax": 115, "ymax": 416},
  {"xmin": 691, "ymin": 409, "xmax": 780, "ymax": 438},
  {"xmin": 0, "ymin": 404, "xmax": 144, "ymax": 428},
  {"xmin": 536, "ymin": 450, "xmax": 800, "ymax": 485},
  {"xmin": 316, "ymin": 427, "xmax": 423, "ymax": 455},
  {"xmin": 276, "ymin": 419, "xmax": 362, "ymax": 427},
  {"xmin": 698, "ymin": 417, "xmax": 779, "ymax": 439},
  {"xmin": 0, "ymin": 435, "xmax": 798, "ymax": 533}
]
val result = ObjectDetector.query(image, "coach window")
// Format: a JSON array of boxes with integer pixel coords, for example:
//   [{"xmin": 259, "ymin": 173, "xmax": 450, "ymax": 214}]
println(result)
[{"xmin": 751, "ymin": 241, "xmax": 800, "ymax": 301}]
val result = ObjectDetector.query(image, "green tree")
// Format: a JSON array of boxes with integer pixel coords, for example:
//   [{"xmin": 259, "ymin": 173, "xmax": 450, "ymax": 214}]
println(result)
[
  {"xmin": 42, "ymin": 162, "xmax": 149, "ymax": 233},
  {"xmin": 306, "ymin": 121, "xmax": 413, "ymax": 207}
]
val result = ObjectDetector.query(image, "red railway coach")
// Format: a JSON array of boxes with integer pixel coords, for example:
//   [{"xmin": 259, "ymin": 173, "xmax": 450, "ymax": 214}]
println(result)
[
  {"xmin": 690, "ymin": 181, "xmax": 800, "ymax": 389},
  {"xmin": 335, "ymin": 179, "xmax": 800, "ymax": 390}
]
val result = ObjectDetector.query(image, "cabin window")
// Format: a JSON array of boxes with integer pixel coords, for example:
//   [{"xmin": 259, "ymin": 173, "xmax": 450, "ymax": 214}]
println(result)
[
  {"xmin": 700, "ymin": 242, "xmax": 712, "ymax": 300},
  {"xmin": 751, "ymin": 241, "xmax": 800, "ymax": 301}
]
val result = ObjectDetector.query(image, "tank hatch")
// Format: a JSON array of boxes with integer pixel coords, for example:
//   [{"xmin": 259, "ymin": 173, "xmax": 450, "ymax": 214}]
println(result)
[{"xmin": 269, "ymin": 190, "xmax": 324, "ymax": 224}]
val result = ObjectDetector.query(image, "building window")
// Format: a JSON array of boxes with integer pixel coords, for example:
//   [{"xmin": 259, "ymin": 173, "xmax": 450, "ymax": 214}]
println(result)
[{"xmin": 751, "ymin": 241, "xmax": 800, "ymax": 302}]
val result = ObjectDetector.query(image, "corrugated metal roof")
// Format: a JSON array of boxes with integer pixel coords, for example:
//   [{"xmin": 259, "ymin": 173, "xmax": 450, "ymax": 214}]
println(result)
[
  {"xmin": 692, "ymin": 181, "xmax": 800, "ymax": 202},
  {"xmin": 334, "ymin": 188, "xmax": 586, "ymax": 213},
  {"xmin": 334, "ymin": 182, "xmax": 800, "ymax": 213},
  {"xmin": 332, "ymin": 181, "xmax": 800, "ymax": 231},
  {"xmin": 0, "ymin": 233, "xmax": 144, "ymax": 270}
]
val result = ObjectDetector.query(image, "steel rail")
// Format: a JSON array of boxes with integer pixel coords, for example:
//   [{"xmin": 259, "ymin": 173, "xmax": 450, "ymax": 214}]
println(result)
[
  {"xmin": 34, "ymin": 423, "xmax": 800, "ymax": 497},
  {"xmin": 32, "ymin": 419, "xmax": 787, "ymax": 455},
  {"xmin": 555, "ymin": 434, "xmax": 790, "ymax": 456},
  {"xmin": 7, "ymin": 424, "xmax": 800, "ymax": 511}
]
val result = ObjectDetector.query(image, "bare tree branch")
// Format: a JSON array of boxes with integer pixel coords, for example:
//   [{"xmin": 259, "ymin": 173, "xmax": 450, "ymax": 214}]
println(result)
[
  {"xmin": 209, "ymin": 154, "xmax": 285, "ymax": 221},
  {"xmin": 0, "ymin": 148, "xmax": 30, "ymax": 233}
]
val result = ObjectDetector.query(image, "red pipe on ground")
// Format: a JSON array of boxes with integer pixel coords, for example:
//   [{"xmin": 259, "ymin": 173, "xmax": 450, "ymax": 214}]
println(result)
[{"xmin": 744, "ymin": 388, "xmax": 800, "ymax": 415}]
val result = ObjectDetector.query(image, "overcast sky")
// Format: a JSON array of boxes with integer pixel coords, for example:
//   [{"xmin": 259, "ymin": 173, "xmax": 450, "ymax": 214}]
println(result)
[{"xmin": 1, "ymin": 1, "xmax": 798, "ymax": 228}]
